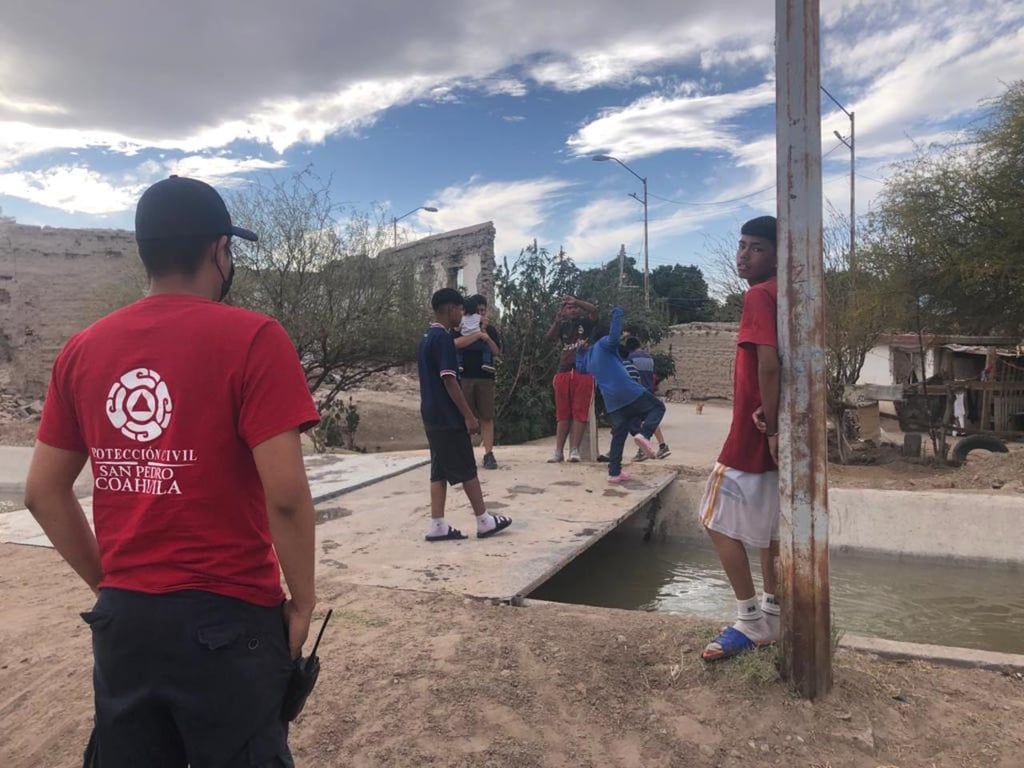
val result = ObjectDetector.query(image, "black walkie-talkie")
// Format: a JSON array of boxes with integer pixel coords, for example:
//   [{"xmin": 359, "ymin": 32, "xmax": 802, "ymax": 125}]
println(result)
[{"xmin": 281, "ymin": 608, "xmax": 333, "ymax": 722}]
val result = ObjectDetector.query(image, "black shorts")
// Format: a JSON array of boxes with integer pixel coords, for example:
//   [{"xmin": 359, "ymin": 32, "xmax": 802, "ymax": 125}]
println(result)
[
  {"xmin": 83, "ymin": 588, "xmax": 294, "ymax": 768},
  {"xmin": 426, "ymin": 427, "xmax": 478, "ymax": 485}
]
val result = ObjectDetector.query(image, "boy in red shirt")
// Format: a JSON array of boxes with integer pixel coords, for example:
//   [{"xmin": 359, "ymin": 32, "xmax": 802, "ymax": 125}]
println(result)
[
  {"xmin": 699, "ymin": 216, "xmax": 782, "ymax": 661},
  {"xmin": 24, "ymin": 176, "xmax": 321, "ymax": 765}
]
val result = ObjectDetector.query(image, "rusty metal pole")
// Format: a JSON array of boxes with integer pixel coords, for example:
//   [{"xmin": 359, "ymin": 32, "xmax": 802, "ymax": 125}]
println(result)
[{"xmin": 776, "ymin": 0, "xmax": 832, "ymax": 698}]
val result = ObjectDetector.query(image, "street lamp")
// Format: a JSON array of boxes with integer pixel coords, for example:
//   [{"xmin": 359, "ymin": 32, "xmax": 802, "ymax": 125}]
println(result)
[
  {"xmin": 593, "ymin": 154, "xmax": 649, "ymax": 306},
  {"xmin": 392, "ymin": 206, "xmax": 439, "ymax": 247},
  {"xmin": 821, "ymin": 85, "xmax": 855, "ymax": 269}
]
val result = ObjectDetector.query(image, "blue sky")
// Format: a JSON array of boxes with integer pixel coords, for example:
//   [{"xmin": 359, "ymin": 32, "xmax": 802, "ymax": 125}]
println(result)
[{"xmin": 1, "ymin": 0, "xmax": 1021, "ymax": 286}]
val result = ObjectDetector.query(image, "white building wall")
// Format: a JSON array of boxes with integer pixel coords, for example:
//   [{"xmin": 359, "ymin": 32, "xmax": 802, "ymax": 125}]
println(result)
[{"xmin": 857, "ymin": 345, "xmax": 892, "ymax": 385}]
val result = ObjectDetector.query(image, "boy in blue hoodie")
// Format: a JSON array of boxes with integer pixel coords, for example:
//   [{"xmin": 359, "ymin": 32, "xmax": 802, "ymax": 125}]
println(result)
[{"xmin": 576, "ymin": 306, "xmax": 666, "ymax": 482}]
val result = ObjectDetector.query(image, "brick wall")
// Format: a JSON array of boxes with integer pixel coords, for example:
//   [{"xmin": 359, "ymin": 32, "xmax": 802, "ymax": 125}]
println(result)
[
  {"xmin": 653, "ymin": 322, "xmax": 738, "ymax": 401},
  {"xmin": 0, "ymin": 218, "xmax": 139, "ymax": 396},
  {"xmin": 379, "ymin": 221, "xmax": 496, "ymax": 300}
]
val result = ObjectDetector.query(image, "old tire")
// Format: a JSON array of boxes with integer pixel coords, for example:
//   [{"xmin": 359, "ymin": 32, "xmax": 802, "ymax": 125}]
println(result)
[{"xmin": 950, "ymin": 434, "xmax": 1008, "ymax": 464}]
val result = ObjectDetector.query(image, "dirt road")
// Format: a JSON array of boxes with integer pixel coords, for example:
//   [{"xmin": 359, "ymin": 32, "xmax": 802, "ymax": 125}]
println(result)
[{"xmin": 2, "ymin": 544, "xmax": 1023, "ymax": 768}]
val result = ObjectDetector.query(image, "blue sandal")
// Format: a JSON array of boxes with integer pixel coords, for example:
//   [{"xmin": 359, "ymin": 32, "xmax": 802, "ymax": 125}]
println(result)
[{"xmin": 702, "ymin": 626, "xmax": 757, "ymax": 662}]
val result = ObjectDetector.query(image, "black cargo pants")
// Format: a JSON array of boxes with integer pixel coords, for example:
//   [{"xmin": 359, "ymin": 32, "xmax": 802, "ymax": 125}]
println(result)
[{"xmin": 82, "ymin": 588, "xmax": 294, "ymax": 767}]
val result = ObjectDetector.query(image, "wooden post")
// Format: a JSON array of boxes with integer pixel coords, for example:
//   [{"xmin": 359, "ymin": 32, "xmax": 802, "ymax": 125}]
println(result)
[
  {"xmin": 776, "ymin": 0, "xmax": 832, "ymax": 699},
  {"xmin": 578, "ymin": 382, "xmax": 599, "ymax": 461},
  {"xmin": 980, "ymin": 350, "xmax": 997, "ymax": 431}
]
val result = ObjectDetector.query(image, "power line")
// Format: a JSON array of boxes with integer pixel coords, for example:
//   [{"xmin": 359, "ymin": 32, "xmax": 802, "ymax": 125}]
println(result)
[
  {"xmin": 647, "ymin": 143, "xmax": 849, "ymax": 209},
  {"xmin": 648, "ymin": 184, "xmax": 775, "ymax": 208}
]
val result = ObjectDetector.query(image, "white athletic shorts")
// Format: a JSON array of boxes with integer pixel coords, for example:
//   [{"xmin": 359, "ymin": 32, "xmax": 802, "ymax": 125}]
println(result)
[{"xmin": 699, "ymin": 463, "xmax": 780, "ymax": 549}]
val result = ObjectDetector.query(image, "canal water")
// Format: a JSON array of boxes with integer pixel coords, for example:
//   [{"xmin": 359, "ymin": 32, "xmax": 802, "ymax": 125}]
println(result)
[
  {"xmin": 0, "ymin": 491, "xmax": 23, "ymax": 514},
  {"xmin": 531, "ymin": 530, "xmax": 1024, "ymax": 655}
]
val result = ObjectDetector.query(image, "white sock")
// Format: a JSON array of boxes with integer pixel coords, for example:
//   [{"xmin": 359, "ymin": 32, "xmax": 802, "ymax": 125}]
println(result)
[
  {"xmin": 761, "ymin": 592, "xmax": 780, "ymax": 617},
  {"xmin": 476, "ymin": 512, "xmax": 496, "ymax": 533},
  {"xmin": 429, "ymin": 518, "xmax": 449, "ymax": 535},
  {"xmin": 732, "ymin": 597, "xmax": 775, "ymax": 643},
  {"xmin": 736, "ymin": 596, "xmax": 763, "ymax": 623}
]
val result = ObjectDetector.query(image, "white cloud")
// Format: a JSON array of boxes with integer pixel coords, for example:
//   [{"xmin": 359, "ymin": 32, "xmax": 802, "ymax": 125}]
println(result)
[
  {"xmin": 700, "ymin": 44, "xmax": 773, "ymax": 72},
  {"xmin": 502, "ymin": 115, "xmax": 527, "ymax": 123},
  {"xmin": 563, "ymin": 194, "xmax": 732, "ymax": 269},
  {"xmin": 0, "ymin": 0, "xmax": 1018, "ymax": 234},
  {"xmin": 0, "ymin": 154, "xmax": 287, "ymax": 216},
  {"xmin": 0, "ymin": 1, "xmax": 773, "ymax": 166},
  {"xmin": 563, "ymin": 196, "xmax": 646, "ymax": 267},
  {"xmin": 0, "ymin": 121, "xmax": 146, "ymax": 171},
  {"xmin": 0, "ymin": 90, "xmax": 66, "ymax": 116},
  {"xmin": 164, "ymin": 156, "xmax": 287, "ymax": 185},
  {"xmin": 0, "ymin": 166, "xmax": 146, "ymax": 215},
  {"xmin": 424, "ymin": 177, "xmax": 575, "ymax": 258},
  {"xmin": 567, "ymin": 82, "xmax": 775, "ymax": 161},
  {"xmin": 483, "ymin": 78, "xmax": 528, "ymax": 97}
]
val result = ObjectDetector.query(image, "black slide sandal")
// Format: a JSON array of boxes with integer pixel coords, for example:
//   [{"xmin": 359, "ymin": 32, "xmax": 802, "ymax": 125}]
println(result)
[
  {"xmin": 426, "ymin": 526, "xmax": 468, "ymax": 542},
  {"xmin": 478, "ymin": 514, "xmax": 512, "ymax": 539}
]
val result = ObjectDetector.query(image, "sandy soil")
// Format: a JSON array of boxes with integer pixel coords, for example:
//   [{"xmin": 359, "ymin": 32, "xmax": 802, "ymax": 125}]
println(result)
[
  {"xmin": 0, "ymin": 418, "xmax": 37, "ymax": 447},
  {"xmin": 2, "ymin": 543, "xmax": 1023, "ymax": 768},
  {"xmin": 830, "ymin": 442, "xmax": 1024, "ymax": 494},
  {"xmin": 341, "ymin": 388, "xmax": 428, "ymax": 452},
  {"xmin": 7, "ymin": 369, "xmax": 1023, "ymax": 494}
]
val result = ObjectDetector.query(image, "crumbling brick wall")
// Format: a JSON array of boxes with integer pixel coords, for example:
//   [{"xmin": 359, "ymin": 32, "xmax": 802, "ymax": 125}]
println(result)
[
  {"xmin": 380, "ymin": 222, "xmax": 496, "ymax": 300},
  {"xmin": 654, "ymin": 322, "xmax": 739, "ymax": 401},
  {"xmin": 0, "ymin": 218, "xmax": 138, "ymax": 396}
]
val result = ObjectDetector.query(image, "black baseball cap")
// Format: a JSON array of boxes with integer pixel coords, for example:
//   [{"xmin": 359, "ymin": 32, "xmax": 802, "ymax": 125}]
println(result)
[{"xmin": 135, "ymin": 175, "xmax": 258, "ymax": 242}]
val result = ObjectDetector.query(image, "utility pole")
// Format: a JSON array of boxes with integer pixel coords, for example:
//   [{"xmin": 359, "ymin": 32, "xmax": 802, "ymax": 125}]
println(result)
[
  {"xmin": 776, "ymin": 0, "xmax": 832, "ymax": 699},
  {"xmin": 635, "ymin": 179, "xmax": 649, "ymax": 307},
  {"xmin": 617, "ymin": 243, "xmax": 626, "ymax": 287},
  {"xmin": 593, "ymin": 155, "xmax": 650, "ymax": 307},
  {"xmin": 821, "ymin": 85, "xmax": 855, "ymax": 268}
]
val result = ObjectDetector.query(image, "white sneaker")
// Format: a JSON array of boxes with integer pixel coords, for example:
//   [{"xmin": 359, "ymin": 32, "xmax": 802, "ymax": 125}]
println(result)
[
  {"xmin": 568, "ymin": 449, "xmax": 581, "ymax": 463},
  {"xmin": 547, "ymin": 452, "xmax": 564, "ymax": 463}
]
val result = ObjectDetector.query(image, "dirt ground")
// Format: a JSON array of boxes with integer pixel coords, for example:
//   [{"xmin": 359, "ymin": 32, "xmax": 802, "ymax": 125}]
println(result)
[
  {"xmin": 2, "ymin": 544, "xmax": 1022, "ymax": 768},
  {"xmin": 0, "ymin": 418, "xmax": 37, "ymax": 447},
  {"xmin": 829, "ymin": 439, "xmax": 1024, "ymax": 494},
  {"xmin": 341, "ymin": 387, "xmax": 429, "ymax": 452},
  {"xmin": 8, "ymin": 377, "xmax": 1024, "ymax": 496}
]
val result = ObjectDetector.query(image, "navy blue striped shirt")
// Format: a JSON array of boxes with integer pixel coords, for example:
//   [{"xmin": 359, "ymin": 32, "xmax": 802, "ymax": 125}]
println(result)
[{"xmin": 418, "ymin": 323, "xmax": 463, "ymax": 429}]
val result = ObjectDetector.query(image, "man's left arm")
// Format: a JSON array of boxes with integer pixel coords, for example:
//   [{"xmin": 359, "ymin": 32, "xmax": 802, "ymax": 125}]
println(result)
[
  {"xmin": 453, "ymin": 332, "xmax": 487, "ymax": 350},
  {"xmin": 571, "ymin": 298, "xmax": 599, "ymax": 320},
  {"xmin": 757, "ymin": 346, "xmax": 781, "ymax": 464},
  {"xmin": 482, "ymin": 325, "xmax": 502, "ymax": 358},
  {"xmin": 24, "ymin": 443, "xmax": 101, "ymax": 595},
  {"xmin": 601, "ymin": 306, "xmax": 624, "ymax": 349}
]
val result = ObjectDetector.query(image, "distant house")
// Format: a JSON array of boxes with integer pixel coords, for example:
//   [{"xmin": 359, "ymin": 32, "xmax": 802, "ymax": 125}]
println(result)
[
  {"xmin": 857, "ymin": 334, "xmax": 1020, "ymax": 386},
  {"xmin": 856, "ymin": 334, "xmax": 1024, "ymax": 433}
]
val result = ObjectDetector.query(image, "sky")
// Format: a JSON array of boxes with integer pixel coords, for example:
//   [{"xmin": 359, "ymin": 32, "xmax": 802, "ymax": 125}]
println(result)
[{"xmin": 1, "ymin": 0, "xmax": 1021, "ymax": 284}]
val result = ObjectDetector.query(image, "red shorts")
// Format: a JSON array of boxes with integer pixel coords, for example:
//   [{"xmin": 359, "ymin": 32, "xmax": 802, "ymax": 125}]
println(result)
[{"xmin": 553, "ymin": 371, "xmax": 594, "ymax": 422}]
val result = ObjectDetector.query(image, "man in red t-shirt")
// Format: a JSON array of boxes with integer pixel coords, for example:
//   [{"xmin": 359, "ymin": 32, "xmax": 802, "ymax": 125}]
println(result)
[
  {"xmin": 698, "ymin": 216, "xmax": 782, "ymax": 662},
  {"xmin": 24, "ymin": 176, "xmax": 321, "ymax": 766}
]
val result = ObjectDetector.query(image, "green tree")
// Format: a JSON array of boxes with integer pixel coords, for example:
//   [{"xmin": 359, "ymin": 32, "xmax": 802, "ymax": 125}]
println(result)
[
  {"xmin": 576, "ymin": 256, "xmax": 670, "ymax": 344},
  {"xmin": 711, "ymin": 292, "xmax": 744, "ymax": 322},
  {"xmin": 821, "ymin": 208, "xmax": 894, "ymax": 462},
  {"xmin": 228, "ymin": 169, "xmax": 433, "ymax": 409},
  {"xmin": 650, "ymin": 264, "xmax": 715, "ymax": 323},
  {"xmin": 493, "ymin": 242, "xmax": 580, "ymax": 444},
  {"xmin": 865, "ymin": 80, "xmax": 1024, "ymax": 335}
]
